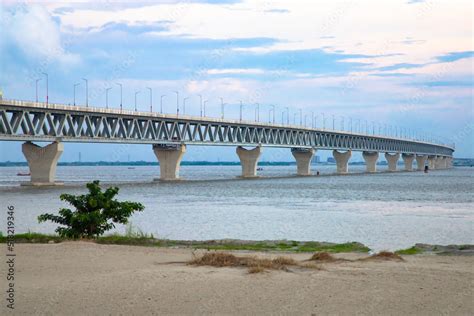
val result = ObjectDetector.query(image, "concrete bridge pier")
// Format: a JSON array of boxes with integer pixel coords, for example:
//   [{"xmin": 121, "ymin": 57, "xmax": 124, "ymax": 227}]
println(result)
[
  {"xmin": 236, "ymin": 146, "xmax": 262, "ymax": 178},
  {"xmin": 291, "ymin": 148, "xmax": 315, "ymax": 176},
  {"xmin": 446, "ymin": 157, "xmax": 453, "ymax": 168},
  {"xmin": 21, "ymin": 141, "xmax": 64, "ymax": 186},
  {"xmin": 362, "ymin": 151, "xmax": 379, "ymax": 173},
  {"xmin": 435, "ymin": 156, "xmax": 446, "ymax": 169},
  {"xmin": 415, "ymin": 155, "xmax": 428, "ymax": 171},
  {"xmin": 385, "ymin": 152, "xmax": 400, "ymax": 172},
  {"xmin": 402, "ymin": 153, "xmax": 415, "ymax": 171},
  {"xmin": 427, "ymin": 156, "xmax": 437, "ymax": 169},
  {"xmin": 438, "ymin": 156, "xmax": 447, "ymax": 169},
  {"xmin": 153, "ymin": 144, "xmax": 186, "ymax": 181},
  {"xmin": 333, "ymin": 150, "xmax": 352, "ymax": 174}
]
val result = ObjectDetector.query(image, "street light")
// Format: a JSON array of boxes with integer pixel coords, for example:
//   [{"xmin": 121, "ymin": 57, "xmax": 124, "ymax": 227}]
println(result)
[
  {"xmin": 115, "ymin": 83, "xmax": 123, "ymax": 111},
  {"xmin": 255, "ymin": 103, "xmax": 259, "ymax": 122},
  {"xmin": 134, "ymin": 91, "xmax": 140, "ymax": 111},
  {"xmin": 82, "ymin": 78, "xmax": 88, "ymax": 107},
  {"xmin": 105, "ymin": 87, "xmax": 112, "ymax": 109},
  {"xmin": 349, "ymin": 117, "xmax": 353, "ymax": 133},
  {"xmin": 240, "ymin": 100, "xmax": 243, "ymax": 121},
  {"xmin": 270, "ymin": 104, "xmax": 275, "ymax": 124},
  {"xmin": 183, "ymin": 97, "xmax": 189, "ymax": 115},
  {"xmin": 73, "ymin": 83, "xmax": 80, "ymax": 106},
  {"xmin": 174, "ymin": 91, "xmax": 179, "ymax": 116},
  {"xmin": 203, "ymin": 100, "xmax": 208, "ymax": 116},
  {"xmin": 199, "ymin": 94, "xmax": 203, "ymax": 117},
  {"xmin": 299, "ymin": 109, "xmax": 303, "ymax": 126},
  {"xmin": 286, "ymin": 107, "xmax": 289, "ymax": 125},
  {"xmin": 146, "ymin": 87, "xmax": 152, "ymax": 112},
  {"xmin": 41, "ymin": 72, "xmax": 48, "ymax": 106},
  {"xmin": 35, "ymin": 78, "xmax": 42, "ymax": 102},
  {"xmin": 220, "ymin": 97, "xmax": 226, "ymax": 119},
  {"xmin": 160, "ymin": 95, "xmax": 166, "ymax": 113},
  {"xmin": 332, "ymin": 114, "xmax": 335, "ymax": 130},
  {"xmin": 321, "ymin": 113, "xmax": 326, "ymax": 130},
  {"xmin": 340, "ymin": 116, "xmax": 344, "ymax": 131}
]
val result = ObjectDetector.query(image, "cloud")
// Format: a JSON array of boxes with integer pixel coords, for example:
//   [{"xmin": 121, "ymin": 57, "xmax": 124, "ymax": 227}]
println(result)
[{"xmin": 1, "ymin": 5, "xmax": 80, "ymax": 67}]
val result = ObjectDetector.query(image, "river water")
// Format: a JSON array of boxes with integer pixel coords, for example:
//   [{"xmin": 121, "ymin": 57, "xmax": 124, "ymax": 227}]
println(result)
[{"xmin": 0, "ymin": 165, "xmax": 472, "ymax": 251}]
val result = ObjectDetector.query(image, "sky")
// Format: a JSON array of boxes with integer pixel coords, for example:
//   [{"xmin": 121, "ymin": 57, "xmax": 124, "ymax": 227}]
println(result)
[{"xmin": 0, "ymin": 0, "xmax": 473, "ymax": 162}]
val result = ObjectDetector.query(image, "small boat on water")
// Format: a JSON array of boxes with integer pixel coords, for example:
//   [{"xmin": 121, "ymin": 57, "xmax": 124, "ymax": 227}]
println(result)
[{"xmin": 17, "ymin": 172, "xmax": 30, "ymax": 176}]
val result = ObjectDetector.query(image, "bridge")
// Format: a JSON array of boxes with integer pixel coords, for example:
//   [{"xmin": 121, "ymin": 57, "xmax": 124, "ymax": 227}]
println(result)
[{"xmin": 0, "ymin": 99, "xmax": 454, "ymax": 185}]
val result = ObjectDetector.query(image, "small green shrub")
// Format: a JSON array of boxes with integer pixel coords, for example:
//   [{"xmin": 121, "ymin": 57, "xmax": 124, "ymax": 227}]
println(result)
[{"xmin": 38, "ymin": 181, "xmax": 144, "ymax": 238}]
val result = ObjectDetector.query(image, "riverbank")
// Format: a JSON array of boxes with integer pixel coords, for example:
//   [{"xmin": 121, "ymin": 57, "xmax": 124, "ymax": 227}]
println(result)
[{"xmin": 1, "ymin": 242, "xmax": 472, "ymax": 315}]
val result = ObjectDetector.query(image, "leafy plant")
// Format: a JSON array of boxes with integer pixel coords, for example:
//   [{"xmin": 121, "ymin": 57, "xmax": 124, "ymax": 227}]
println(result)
[{"xmin": 38, "ymin": 181, "xmax": 144, "ymax": 238}]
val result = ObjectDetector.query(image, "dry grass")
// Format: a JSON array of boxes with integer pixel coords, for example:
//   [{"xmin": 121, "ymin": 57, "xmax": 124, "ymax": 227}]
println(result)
[
  {"xmin": 189, "ymin": 252, "xmax": 303, "ymax": 273},
  {"xmin": 362, "ymin": 251, "xmax": 404, "ymax": 262},
  {"xmin": 310, "ymin": 252, "xmax": 337, "ymax": 262}
]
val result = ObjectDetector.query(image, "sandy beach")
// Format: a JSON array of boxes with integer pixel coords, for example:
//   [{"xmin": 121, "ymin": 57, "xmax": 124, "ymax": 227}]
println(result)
[{"xmin": 1, "ymin": 242, "xmax": 472, "ymax": 315}]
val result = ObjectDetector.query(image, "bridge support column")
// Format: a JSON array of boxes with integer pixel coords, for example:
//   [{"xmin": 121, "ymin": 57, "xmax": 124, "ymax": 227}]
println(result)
[
  {"xmin": 402, "ymin": 153, "xmax": 415, "ymax": 171},
  {"xmin": 385, "ymin": 152, "xmax": 400, "ymax": 172},
  {"xmin": 21, "ymin": 141, "xmax": 64, "ymax": 186},
  {"xmin": 153, "ymin": 144, "xmax": 186, "ymax": 181},
  {"xmin": 428, "ymin": 156, "xmax": 436, "ymax": 169},
  {"xmin": 236, "ymin": 146, "xmax": 262, "ymax": 178},
  {"xmin": 437, "ymin": 156, "xmax": 447, "ymax": 169},
  {"xmin": 333, "ymin": 150, "xmax": 351, "ymax": 174},
  {"xmin": 446, "ymin": 157, "xmax": 453, "ymax": 168},
  {"xmin": 291, "ymin": 148, "xmax": 315, "ymax": 176},
  {"xmin": 362, "ymin": 151, "xmax": 378, "ymax": 173},
  {"xmin": 415, "ymin": 155, "xmax": 428, "ymax": 171}
]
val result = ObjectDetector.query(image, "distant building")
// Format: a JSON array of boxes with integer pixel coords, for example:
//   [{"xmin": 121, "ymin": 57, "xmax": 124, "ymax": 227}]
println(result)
[{"xmin": 327, "ymin": 157, "xmax": 336, "ymax": 163}]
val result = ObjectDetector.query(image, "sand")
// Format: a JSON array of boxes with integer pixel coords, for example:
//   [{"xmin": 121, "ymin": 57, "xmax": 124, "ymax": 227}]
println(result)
[{"xmin": 2, "ymin": 242, "xmax": 473, "ymax": 315}]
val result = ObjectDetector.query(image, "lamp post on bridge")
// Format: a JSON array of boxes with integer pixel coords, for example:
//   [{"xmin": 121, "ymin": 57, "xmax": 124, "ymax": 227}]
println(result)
[
  {"xmin": 285, "ymin": 107, "xmax": 289, "ymax": 125},
  {"xmin": 41, "ymin": 72, "xmax": 48, "ymax": 106},
  {"xmin": 332, "ymin": 114, "xmax": 335, "ymax": 130},
  {"xmin": 311, "ymin": 111, "xmax": 314, "ymax": 128},
  {"xmin": 116, "ymin": 83, "xmax": 123, "ymax": 111},
  {"xmin": 35, "ymin": 78, "xmax": 42, "ymax": 102},
  {"xmin": 160, "ymin": 95, "xmax": 166, "ymax": 113},
  {"xmin": 299, "ymin": 109, "xmax": 303, "ymax": 126},
  {"xmin": 255, "ymin": 103, "xmax": 259, "ymax": 122},
  {"xmin": 321, "ymin": 113, "xmax": 326, "ymax": 130},
  {"xmin": 134, "ymin": 91, "xmax": 140, "ymax": 111},
  {"xmin": 146, "ymin": 87, "xmax": 152, "ymax": 112},
  {"xmin": 73, "ymin": 83, "xmax": 80, "ymax": 106},
  {"xmin": 220, "ymin": 98, "xmax": 226, "ymax": 119},
  {"xmin": 199, "ymin": 94, "xmax": 203, "ymax": 117},
  {"xmin": 239, "ymin": 100, "xmax": 243, "ymax": 122},
  {"xmin": 203, "ymin": 100, "xmax": 208, "ymax": 117},
  {"xmin": 105, "ymin": 87, "xmax": 112, "ymax": 109},
  {"xmin": 340, "ymin": 116, "xmax": 344, "ymax": 131},
  {"xmin": 270, "ymin": 104, "xmax": 275, "ymax": 124},
  {"xmin": 82, "ymin": 78, "xmax": 88, "ymax": 107},
  {"xmin": 174, "ymin": 91, "xmax": 179, "ymax": 116},
  {"xmin": 349, "ymin": 117, "xmax": 352, "ymax": 133}
]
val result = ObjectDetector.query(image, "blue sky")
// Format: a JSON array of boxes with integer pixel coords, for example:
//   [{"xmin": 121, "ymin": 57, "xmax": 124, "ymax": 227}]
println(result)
[{"xmin": 0, "ymin": 0, "xmax": 472, "ymax": 161}]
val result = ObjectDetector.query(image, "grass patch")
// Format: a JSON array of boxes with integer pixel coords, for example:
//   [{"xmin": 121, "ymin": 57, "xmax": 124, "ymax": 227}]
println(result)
[
  {"xmin": 395, "ymin": 246, "xmax": 423, "ymax": 255},
  {"xmin": 0, "ymin": 232, "xmax": 63, "ymax": 243},
  {"xmin": 0, "ymin": 231, "xmax": 370, "ymax": 254},
  {"xmin": 189, "ymin": 241, "xmax": 369, "ymax": 253}
]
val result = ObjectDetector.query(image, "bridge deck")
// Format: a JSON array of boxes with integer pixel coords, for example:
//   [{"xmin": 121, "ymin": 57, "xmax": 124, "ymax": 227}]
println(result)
[{"xmin": 0, "ymin": 99, "xmax": 454, "ymax": 156}]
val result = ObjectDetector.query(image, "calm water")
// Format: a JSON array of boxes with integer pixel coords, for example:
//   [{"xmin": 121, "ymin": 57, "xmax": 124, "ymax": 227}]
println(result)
[{"xmin": 0, "ymin": 165, "xmax": 472, "ymax": 251}]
